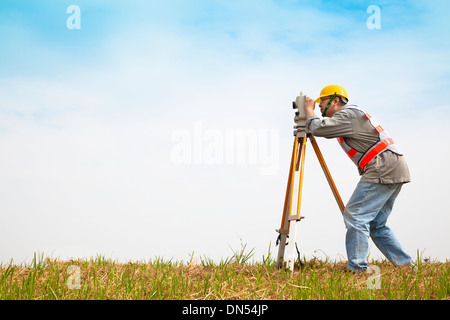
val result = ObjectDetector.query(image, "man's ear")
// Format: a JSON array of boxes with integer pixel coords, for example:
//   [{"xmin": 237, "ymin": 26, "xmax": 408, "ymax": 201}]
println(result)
[{"xmin": 333, "ymin": 97, "xmax": 341, "ymax": 105}]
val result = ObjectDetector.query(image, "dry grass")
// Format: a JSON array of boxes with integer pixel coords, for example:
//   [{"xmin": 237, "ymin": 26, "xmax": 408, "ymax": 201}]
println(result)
[{"xmin": 1, "ymin": 251, "xmax": 449, "ymax": 300}]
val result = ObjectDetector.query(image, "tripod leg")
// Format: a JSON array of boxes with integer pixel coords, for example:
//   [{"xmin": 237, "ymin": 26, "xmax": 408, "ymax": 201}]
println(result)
[
  {"xmin": 309, "ymin": 135, "xmax": 345, "ymax": 214},
  {"xmin": 285, "ymin": 136, "xmax": 307, "ymax": 271},
  {"xmin": 276, "ymin": 137, "xmax": 299, "ymax": 269},
  {"xmin": 295, "ymin": 137, "xmax": 303, "ymax": 172},
  {"xmin": 280, "ymin": 138, "xmax": 299, "ymax": 232},
  {"xmin": 296, "ymin": 136, "xmax": 307, "ymax": 216}
]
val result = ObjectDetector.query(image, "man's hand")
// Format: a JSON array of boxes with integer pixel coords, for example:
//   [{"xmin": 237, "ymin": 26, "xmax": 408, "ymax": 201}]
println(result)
[{"xmin": 304, "ymin": 95, "xmax": 316, "ymax": 118}]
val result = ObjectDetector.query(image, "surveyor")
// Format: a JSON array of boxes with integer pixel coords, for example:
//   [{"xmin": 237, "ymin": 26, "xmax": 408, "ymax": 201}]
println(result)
[{"xmin": 303, "ymin": 84, "xmax": 413, "ymax": 273}]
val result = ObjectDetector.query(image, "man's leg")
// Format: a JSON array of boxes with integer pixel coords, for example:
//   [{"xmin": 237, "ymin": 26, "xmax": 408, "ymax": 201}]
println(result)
[
  {"xmin": 343, "ymin": 182, "xmax": 402, "ymax": 272},
  {"xmin": 369, "ymin": 184, "xmax": 412, "ymax": 266}
]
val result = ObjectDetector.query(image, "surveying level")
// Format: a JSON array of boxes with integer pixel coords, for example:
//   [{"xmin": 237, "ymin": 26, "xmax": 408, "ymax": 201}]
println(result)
[{"xmin": 275, "ymin": 92, "xmax": 346, "ymax": 271}]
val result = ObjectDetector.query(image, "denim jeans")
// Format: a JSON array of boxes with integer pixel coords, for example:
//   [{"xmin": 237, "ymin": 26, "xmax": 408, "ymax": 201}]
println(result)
[{"xmin": 343, "ymin": 182, "xmax": 412, "ymax": 272}]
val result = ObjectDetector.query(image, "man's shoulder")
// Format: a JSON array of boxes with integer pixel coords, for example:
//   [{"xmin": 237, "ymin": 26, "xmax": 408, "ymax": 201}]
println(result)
[
  {"xmin": 341, "ymin": 104, "xmax": 364, "ymax": 112},
  {"xmin": 336, "ymin": 105, "xmax": 366, "ymax": 118}
]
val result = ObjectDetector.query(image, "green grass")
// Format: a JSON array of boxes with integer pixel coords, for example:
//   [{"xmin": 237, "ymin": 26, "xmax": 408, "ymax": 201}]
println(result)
[{"xmin": 1, "ymin": 249, "xmax": 448, "ymax": 300}]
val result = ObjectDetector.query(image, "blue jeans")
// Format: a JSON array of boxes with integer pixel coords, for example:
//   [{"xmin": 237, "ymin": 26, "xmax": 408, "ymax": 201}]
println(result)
[{"xmin": 343, "ymin": 182, "xmax": 412, "ymax": 272}]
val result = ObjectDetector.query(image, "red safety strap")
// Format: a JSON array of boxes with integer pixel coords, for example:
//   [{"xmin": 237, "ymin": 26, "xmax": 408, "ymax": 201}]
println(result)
[
  {"xmin": 347, "ymin": 148, "xmax": 358, "ymax": 159},
  {"xmin": 359, "ymin": 138, "xmax": 394, "ymax": 169},
  {"xmin": 337, "ymin": 137, "xmax": 358, "ymax": 159}
]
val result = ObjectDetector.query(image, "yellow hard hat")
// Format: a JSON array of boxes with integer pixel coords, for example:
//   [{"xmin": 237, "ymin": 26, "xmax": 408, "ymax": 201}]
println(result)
[{"xmin": 315, "ymin": 85, "xmax": 349, "ymax": 103}]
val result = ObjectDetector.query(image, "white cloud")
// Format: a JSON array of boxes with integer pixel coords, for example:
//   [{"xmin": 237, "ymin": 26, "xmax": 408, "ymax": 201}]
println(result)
[{"xmin": 2, "ymin": 57, "xmax": 449, "ymax": 264}]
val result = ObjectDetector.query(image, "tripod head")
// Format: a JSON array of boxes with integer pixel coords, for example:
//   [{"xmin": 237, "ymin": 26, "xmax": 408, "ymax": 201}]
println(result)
[{"xmin": 292, "ymin": 92, "xmax": 309, "ymax": 138}]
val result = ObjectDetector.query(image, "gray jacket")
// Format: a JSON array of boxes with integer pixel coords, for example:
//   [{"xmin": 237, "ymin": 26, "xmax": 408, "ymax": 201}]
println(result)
[{"xmin": 305, "ymin": 105, "xmax": 411, "ymax": 184}]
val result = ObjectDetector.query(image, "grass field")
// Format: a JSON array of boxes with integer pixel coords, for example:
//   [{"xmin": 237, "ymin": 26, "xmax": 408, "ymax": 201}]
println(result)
[{"xmin": 1, "ymin": 247, "xmax": 449, "ymax": 300}]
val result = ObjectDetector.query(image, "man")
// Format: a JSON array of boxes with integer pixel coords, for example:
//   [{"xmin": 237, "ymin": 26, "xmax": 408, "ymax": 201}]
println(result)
[{"xmin": 303, "ymin": 84, "xmax": 413, "ymax": 272}]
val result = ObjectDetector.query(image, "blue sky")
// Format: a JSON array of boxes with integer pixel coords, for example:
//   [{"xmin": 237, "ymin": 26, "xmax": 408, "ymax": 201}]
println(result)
[
  {"xmin": 1, "ymin": 1, "xmax": 450, "ymax": 264},
  {"xmin": 2, "ymin": 1, "xmax": 447, "ymax": 75}
]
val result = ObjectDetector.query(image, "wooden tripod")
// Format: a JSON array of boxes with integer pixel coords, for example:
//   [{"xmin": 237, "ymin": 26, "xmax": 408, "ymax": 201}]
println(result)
[{"xmin": 275, "ymin": 124, "xmax": 345, "ymax": 271}]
